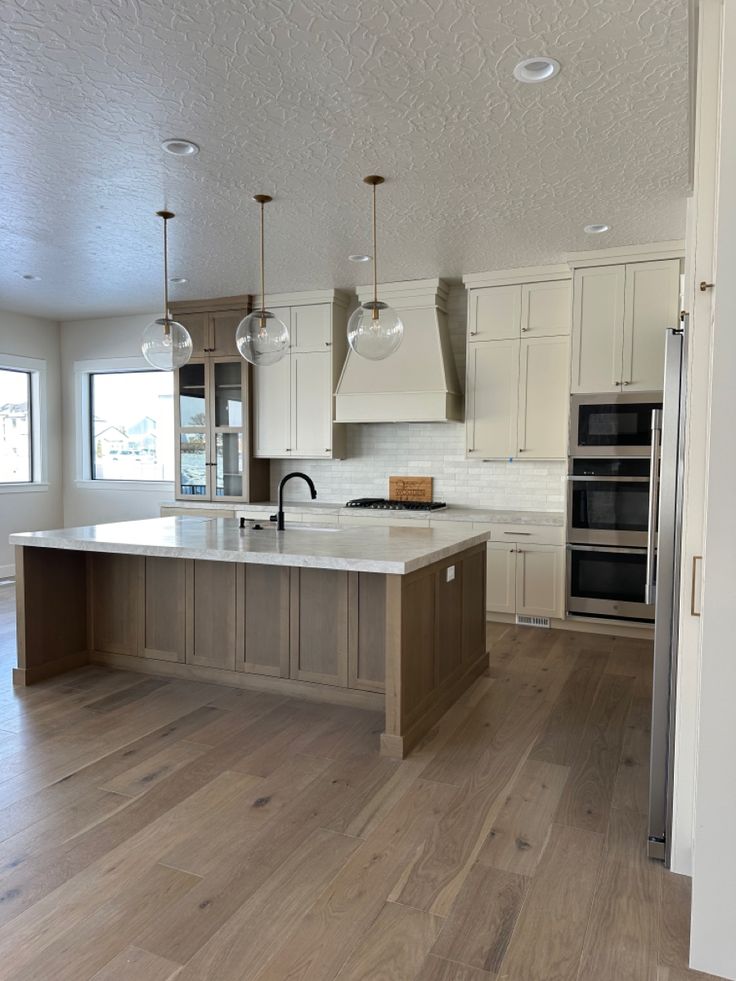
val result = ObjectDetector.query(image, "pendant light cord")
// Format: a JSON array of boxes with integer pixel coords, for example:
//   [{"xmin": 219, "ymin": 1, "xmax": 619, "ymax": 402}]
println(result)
[
  {"xmin": 163, "ymin": 214, "xmax": 170, "ymax": 335},
  {"xmin": 260, "ymin": 199, "xmax": 266, "ymax": 323},
  {"xmin": 371, "ymin": 181, "xmax": 379, "ymax": 320}
]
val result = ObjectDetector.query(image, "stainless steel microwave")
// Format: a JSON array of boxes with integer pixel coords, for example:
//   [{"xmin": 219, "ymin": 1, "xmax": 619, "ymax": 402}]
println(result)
[{"xmin": 570, "ymin": 393, "xmax": 663, "ymax": 457}]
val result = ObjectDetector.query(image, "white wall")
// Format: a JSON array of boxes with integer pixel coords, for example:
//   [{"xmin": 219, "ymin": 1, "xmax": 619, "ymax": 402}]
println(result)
[
  {"xmin": 59, "ymin": 312, "xmax": 172, "ymax": 527},
  {"xmin": 0, "ymin": 310, "xmax": 63, "ymax": 576},
  {"xmin": 690, "ymin": 0, "xmax": 736, "ymax": 975}
]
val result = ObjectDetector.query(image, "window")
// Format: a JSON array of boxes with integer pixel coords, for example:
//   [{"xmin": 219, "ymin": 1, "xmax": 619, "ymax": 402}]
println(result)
[
  {"xmin": 89, "ymin": 370, "xmax": 174, "ymax": 481},
  {"xmin": 0, "ymin": 367, "xmax": 33, "ymax": 483}
]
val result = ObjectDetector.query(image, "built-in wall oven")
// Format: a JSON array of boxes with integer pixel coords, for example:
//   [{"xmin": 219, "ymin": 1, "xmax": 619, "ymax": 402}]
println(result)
[
  {"xmin": 570, "ymin": 392, "xmax": 663, "ymax": 457},
  {"xmin": 567, "ymin": 544, "xmax": 655, "ymax": 621},
  {"xmin": 567, "ymin": 458, "xmax": 653, "ymax": 547}
]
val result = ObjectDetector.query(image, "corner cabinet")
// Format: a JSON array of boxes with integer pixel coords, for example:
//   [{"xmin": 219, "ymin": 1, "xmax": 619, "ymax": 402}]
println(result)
[
  {"xmin": 170, "ymin": 294, "xmax": 269, "ymax": 503},
  {"xmin": 464, "ymin": 274, "xmax": 571, "ymax": 460},
  {"xmin": 570, "ymin": 258, "xmax": 682, "ymax": 394},
  {"xmin": 253, "ymin": 291, "xmax": 349, "ymax": 459}
]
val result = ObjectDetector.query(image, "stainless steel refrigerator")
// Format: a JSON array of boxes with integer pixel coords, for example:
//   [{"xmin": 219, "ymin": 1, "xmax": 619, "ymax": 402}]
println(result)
[{"xmin": 647, "ymin": 317, "xmax": 687, "ymax": 864}]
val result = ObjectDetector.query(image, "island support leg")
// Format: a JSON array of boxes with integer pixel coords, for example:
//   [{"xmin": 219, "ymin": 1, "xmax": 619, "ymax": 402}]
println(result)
[{"xmin": 13, "ymin": 546, "xmax": 90, "ymax": 686}]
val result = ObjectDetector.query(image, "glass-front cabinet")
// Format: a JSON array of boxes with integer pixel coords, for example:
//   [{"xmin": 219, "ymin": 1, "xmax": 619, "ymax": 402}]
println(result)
[{"xmin": 175, "ymin": 357, "xmax": 258, "ymax": 501}]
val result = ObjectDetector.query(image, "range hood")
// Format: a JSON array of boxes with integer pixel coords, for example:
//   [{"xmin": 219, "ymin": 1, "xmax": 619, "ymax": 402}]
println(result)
[{"xmin": 335, "ymin": 278, "xmax": 463, "ymax": 423}]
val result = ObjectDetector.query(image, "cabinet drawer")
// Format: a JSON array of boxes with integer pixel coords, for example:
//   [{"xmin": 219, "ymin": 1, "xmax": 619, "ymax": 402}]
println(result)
[
  {"xmin": 490, "ymin": 524, "xmax": 564, "ymax": 546},
  {"xmin": 338, "ymin": 514, "xmax": 430, "ymax": 529}
]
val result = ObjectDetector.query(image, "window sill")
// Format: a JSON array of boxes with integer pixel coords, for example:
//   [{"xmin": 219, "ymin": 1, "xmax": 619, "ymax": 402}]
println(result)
[
  {"xmin": 74, "ymin": 480, "xmax": 174, "ymax": 492},
  {"xmin": 0, "ymin": 482, "xmax": 49, "ymax": 495}
]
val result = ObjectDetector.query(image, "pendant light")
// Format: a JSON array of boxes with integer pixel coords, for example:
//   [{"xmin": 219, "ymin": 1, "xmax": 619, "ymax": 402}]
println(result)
[
  {"xmin": 236, "ymin": 194, "xmax": 289, "ymax": 366},
  {"xmin": 347, "ymin": 176, "xmax": 403, "ymax": 361},
  {"xmin": 141, "ymin": 211, "xmax": 193, "ymax": 371}
]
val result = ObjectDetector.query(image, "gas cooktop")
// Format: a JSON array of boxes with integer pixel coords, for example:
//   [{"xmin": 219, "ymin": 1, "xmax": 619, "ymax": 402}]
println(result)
[{"xmin": 345, "ymin": 498, "xmax": 447, "ymax": 512}]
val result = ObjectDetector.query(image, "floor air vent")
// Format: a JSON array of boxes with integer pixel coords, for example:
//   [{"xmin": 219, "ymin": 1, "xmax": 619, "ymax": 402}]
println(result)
[{"xmin": 515, "ymin": 614, "xmax": 551, "ymax": 628}]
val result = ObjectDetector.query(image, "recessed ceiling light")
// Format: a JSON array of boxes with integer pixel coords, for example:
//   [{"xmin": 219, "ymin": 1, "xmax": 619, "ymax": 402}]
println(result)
[
  {"xmin": 169, "ymin": 277, "xmax": 187, "ymax": 284},
  {"xmin": 584, "ymin": 223, "xmax": 611, "ymax": 234},
  {"xmin": 161, "ymin": 138, "xmax": 199, "ymax": 156},
  {"xmin": 348, "ymin": 254, "xmax": 372, "ymax": 263},
  {"xmin": 19, "ymin": 273, "xmax": 41, "ymax": 281},
  {"xmin": 513, "ymin": 57, "xmax": 560, "ymax": 83}
]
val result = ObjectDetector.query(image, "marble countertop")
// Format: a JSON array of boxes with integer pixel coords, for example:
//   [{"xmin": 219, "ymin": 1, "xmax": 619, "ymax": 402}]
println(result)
[
  {"xmin": 10, "ymin": 517, "xmax": 489, "ymax": 575},
  {"xmin": 164, "ymin": 500, "xmax": 564, "ymax": 527}
]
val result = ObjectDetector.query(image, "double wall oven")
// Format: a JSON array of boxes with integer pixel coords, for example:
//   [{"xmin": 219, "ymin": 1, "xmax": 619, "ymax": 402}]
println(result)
[{"xmin": 567, "ymin": 393, "xmax": 663, "ymax": 622}]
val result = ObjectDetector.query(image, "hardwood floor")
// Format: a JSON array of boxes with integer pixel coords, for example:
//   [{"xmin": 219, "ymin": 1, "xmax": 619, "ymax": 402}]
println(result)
[{"xmin": 0, "ymin": 581, "xmax": 718, "ymax": 980}]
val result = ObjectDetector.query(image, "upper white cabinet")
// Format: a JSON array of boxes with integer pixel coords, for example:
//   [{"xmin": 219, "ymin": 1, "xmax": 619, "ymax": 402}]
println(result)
[
  {"xmin": 464, "ymin": 274, "xmax": 571, "ymax": 460},
  {"xmin": 571, "ymin": 259, "xmax": 681, "ymax": 394},
  {"xmin": 253, "ymin": 292, "xmax": 348, "ymax": 459}
]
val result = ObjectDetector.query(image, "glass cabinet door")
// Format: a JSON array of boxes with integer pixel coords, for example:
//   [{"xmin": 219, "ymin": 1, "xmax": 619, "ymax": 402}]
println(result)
[
  {"xmin": 179, "ymin": 432, "xmax": 208, "ymax": 496},
  {"xmin": 215, "ymin": 432, "xmax": 243, "ymax": 497},
  {"xmin": 178, "ymin": 362, "xmax": 209, "ymax": 497},
  {"xmin": 213, "ymin": 362, "xmax": 243, "ymax": 427},
  {"xmin": 211, "ymin": 360, "xmax": 246, "ymax": 499}
]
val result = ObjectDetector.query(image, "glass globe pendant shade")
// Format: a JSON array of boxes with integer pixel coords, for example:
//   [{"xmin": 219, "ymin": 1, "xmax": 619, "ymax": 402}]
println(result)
[
  {"xmin": 141, "ymin": 318, "xmax": 193, "ymax": 371},
  {"xmin": 347, "ymin": 301, "xmax": 404, "ymax": 361},
  {"xmin": 236, "ymin": 309, "xmax": 289, "ymax": 366}
]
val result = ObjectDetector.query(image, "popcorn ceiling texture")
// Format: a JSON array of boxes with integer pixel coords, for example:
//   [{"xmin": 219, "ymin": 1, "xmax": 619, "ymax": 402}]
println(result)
[
  {"xmin": 0, "ymin": 0, "xmax": 689, "ymax": 320},
  {"xmin": 271, "ymin": 287, "xmax": 566, "ymax": 511}
]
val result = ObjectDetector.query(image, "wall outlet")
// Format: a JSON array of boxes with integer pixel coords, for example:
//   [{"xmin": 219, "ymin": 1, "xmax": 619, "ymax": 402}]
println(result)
[{"xmin": 446, "ymin": 565, "xmax": 455, "ymax": 582}]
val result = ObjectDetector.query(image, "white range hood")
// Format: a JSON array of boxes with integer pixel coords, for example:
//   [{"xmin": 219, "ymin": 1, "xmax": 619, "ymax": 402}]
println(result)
[{"xmin": 335, "ymin": 278, "xmax": 463, "ymax": 423}]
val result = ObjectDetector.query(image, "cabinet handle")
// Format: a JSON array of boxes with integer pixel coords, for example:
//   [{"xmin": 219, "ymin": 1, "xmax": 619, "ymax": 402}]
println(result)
[
  {"xmin": 504, "ymin": 531, "xmax": 531, "ymax": 535},
  {"xmin": 285, "ymin": 448, "xmax": 291, "ymax": 452},
  {"xmin": 699, "ymin": 281, "xmax": 715, "ymax": 292},
  {"xmin": 325, "ymin": 448, "xmax": 331, "ymax": 452},
  {"xmin": 469, "ymin": 331, "xmax": 478, "ymax": 336},
  {"xmin": 521, "ymin": 327, "xmax": 530, "ymax": 332},
  {"xmin": 622, "ymin": 380, "xmax": 631, "ymax": 386},
  {"xmin": 691, "ymin": 555, "xmax": 703, "ymax": 616}
]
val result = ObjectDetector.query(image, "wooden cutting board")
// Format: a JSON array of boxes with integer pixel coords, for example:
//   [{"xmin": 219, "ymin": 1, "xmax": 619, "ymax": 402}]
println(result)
[{"xmin": 389, "ymin": 476, "xmax": 433, "ymax": 502}]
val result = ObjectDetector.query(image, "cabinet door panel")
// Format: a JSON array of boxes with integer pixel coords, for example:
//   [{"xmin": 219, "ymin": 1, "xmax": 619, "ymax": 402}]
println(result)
[
  {"xmin": 290, "ymin": 568, "xmax": 348, "ymax": 686},
  {"xmin": 291, "ymin": 304, "xmax": 331, "ymax": 351},
  {"xmin": 143, "ymin": 557, "xmax": 186, "ymax": 662},
  {"xmin": 522, "ymin": 281, "xmax": 571, "ymax": 337},
  {"xmin": 518, "ymin": 336, "xmax": 569, "ymax": 459},
  {"xmin": 470, "ymin": 285, "xmax": 521, "ymax": 341},
  {"xmin": 240, "ymin": 565, "xmax": 290, "ymax": 677},
  {"xmin": 516, "ymin": 545, "xmax": 564, "ymax": 619},
  {"xmin": 571, "ymin": 265, "xmax": 626, "ymax": 393},
  {"xmin": 187, "ymin": 560, "xmax": 237, "ymax": 670},
  {"xmin": 622, "ymin": 260, "xmax": 681, "ymax": 391},
  {"xmin": 291, "ymin": 352, "xmax": 332, "ymax": 457},
  {"xmin": 348, "ymin": 572, "xmax": 386, "ymax": 692},
  {"xmin": 486, "ymin": 543, "xmax": 516, "ymax": 615},
  {"xmin": 91, "ymin": 554, "xmax": 142, "ymax": 656},
  {"xmin": 210, "ymin": 311, "xmax": 243, "ymax": 357},
  {"xmin": 253, "ymin": 355, "xmax": 291, "ymax": 458},
  {"xmin": 467, "ymin": 340, "xmax": 519, "ymax": 458}
]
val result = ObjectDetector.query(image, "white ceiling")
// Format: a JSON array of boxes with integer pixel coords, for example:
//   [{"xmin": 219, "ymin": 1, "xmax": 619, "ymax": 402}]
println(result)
[{"xmin": 0, "ymin": 0, "xmax": 689, "ymax": 321}]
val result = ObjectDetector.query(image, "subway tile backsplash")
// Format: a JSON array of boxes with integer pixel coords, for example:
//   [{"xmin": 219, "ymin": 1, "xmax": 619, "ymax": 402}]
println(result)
[
  {"xmin": 269, "ymin": 286, "xmax": 566, "ymax": 512},
  {"xmin": 270, "ymin": 425, "xmax": 566, "ymax": 511}
]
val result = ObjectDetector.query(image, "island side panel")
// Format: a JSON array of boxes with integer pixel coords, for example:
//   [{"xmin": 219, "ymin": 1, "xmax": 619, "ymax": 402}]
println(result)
[
  {"xmin": 13, "ymin": 545, "xmax": 90, "ymax": 686},
  {"xmin": 381, "ymin": 543, "xmax": 488, "ymax": 759}
]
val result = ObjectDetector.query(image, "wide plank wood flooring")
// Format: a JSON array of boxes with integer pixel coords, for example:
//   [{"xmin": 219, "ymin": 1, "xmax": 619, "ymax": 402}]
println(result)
[{"xmin": 0, "ymin": 580, "xmax": 719, "ymax": 980}]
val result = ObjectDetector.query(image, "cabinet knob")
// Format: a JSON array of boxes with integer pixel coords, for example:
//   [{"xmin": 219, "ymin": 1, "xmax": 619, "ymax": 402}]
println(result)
[
  {"xmin": 518, "ymin": 448, "xmax": 524, "ymax": 453},
  {"xmin": 521, "ymin": 327, "xmax": 530, "ymax": 332},
  {"xmin": 469, "ymin": 331, "xmax": 478, "ymax": 336},
  {"xmin": 325, "ymin": 341, "xmax": 331, "ymax": 347},
  {"xmin": 699, "ymin": 281, "xmax": 715, "ymax": 292},
  {"xmin": 622, "ymin": 380, "xmax": 631, "ymax": 386}
]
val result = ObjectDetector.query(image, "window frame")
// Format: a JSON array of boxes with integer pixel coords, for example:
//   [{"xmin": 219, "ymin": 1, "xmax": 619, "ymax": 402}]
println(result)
[
  {"xmin": 75, "ymin": 357, "xmax": 174, "ymax": 490},
  {"xmin": 0, "ymin": 354, "xmax": 48, "ymax": 493}
]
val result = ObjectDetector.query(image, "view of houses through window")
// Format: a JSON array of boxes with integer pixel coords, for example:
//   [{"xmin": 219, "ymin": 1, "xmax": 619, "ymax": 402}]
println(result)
[
  {"xmin": 0, "ymin": 367, "xmax": 32, "ymax": 483},
  {"xmin": 90, "ymin": 370, "xmax": 174, "ymax": 481}
]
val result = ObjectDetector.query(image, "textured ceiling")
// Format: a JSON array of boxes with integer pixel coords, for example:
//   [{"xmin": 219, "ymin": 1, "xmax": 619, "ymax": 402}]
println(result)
[{"xmin": 0, "ymin": 0, "xmax": 689, "ymax": 320}]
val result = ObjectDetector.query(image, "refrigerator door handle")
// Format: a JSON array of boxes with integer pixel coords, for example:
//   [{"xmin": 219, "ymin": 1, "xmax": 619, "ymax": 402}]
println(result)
[{"xmin": 644, "ymin": 409, "xmax": 663, "ymax": 605}]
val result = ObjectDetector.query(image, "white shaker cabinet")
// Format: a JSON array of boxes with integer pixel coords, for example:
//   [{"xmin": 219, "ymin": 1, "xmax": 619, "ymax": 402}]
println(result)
[
  {"xmin": 518, "ymin": 335, "xmax": 570, "ymax": 459},
  {"xmin": 515, "ymin": 545, "xmax": 565, "ymax": 619},
  {"xmin": 469, "ymin": 284, "xmax": 521, "ymax": 341},
  {"xmin": 486, "ymin": 543, "xmax": 517, "ymax": 615},
  {"xmin": 253, "ymin": 292, "xmax": 348, "ymax": 459},
  {"xmin": 466, "ymin": 339, "xmax": 519, "ymax": 458},
  {"xmin": 571, "ymin": 259, "xmax": 681, "ymax": 394}
]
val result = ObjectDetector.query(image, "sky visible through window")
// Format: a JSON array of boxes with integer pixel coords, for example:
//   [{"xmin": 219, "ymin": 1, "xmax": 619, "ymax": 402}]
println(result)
[
  {"xmin": 91, "ymin": 371, "xmax": 173, "ymax": 481},
  {"xmin": 0, "ymin": 368, "xmax": 31, "ymax": 483}
]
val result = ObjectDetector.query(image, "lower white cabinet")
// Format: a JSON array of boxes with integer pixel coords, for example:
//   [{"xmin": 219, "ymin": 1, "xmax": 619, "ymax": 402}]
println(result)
[
  {"xmin": 485, "ymin": 542, "xmax": 565, "ymax": 619},
  {"xmin": 486, "ymin": 543, "xmax": 517, "ymax": 615}
]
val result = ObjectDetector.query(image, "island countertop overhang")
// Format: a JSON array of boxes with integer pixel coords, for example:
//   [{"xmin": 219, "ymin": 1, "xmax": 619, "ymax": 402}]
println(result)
[{"xmin": 9, "ymin": 516, "xmax": 490, "ymax": 576}]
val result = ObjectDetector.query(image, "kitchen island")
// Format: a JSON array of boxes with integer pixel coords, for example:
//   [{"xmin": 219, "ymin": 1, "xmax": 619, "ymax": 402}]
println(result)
[{"xmin": 10, "ymin": 516, "xmax": 489, "ymax": 758}]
